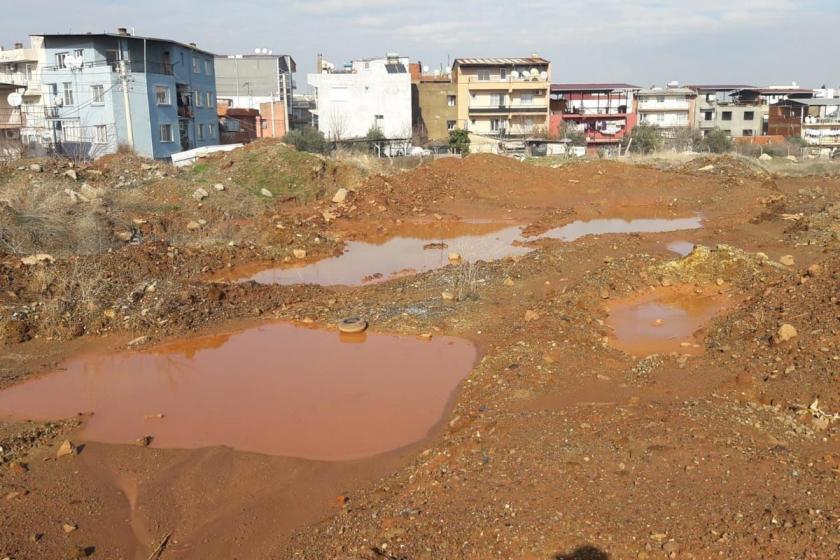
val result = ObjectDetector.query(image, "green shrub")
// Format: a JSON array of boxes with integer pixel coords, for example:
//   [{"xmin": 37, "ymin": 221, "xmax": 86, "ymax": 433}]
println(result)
[
  {"xmin": 282, "ymin": 127, "xmax": 330, "ymax": 154},
  {"xmin": 698, "ymin": 128, "xmax": 732, "ymax": 153},
  {"xmin": 622, "ymin": 124, "xmax": 662, "ymax": 154},
  {"xmin": 448, "ymin": 129, "xmax": 470, "ymax": 154}
]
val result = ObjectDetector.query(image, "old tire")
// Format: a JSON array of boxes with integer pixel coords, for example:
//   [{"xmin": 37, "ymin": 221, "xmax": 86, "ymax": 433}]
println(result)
[{"xmin": 338, "ymin": 317, "xmax": 368, "ymax": 334}]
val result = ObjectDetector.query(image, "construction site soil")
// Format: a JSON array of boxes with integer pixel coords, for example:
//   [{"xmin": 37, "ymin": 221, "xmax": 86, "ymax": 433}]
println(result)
[{"xmin": 0, "ymin": 142, "xmax": 837, "ymax": 559}]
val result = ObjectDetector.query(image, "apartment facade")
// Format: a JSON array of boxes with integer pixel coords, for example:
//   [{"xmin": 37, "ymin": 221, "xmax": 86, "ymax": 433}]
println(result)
[
  {"xmin": 451, "ymin": 57, "xmax": 551, "ymax": 137},
  {"xmin": 36, "ymin": 30, "xmax": 219, "ymax": 160},
  {"xmin": 307, "ymin": 54, "xmax": 412, "ymax": 141},
  {"xmin": 549, "ymin": 83, "xmax": 639, "ymax": 147},
  {"xmin": 769, "ymin": 98, "xmax": 840, "ymax": 148},
  {"xmin": 0, "ymin": 37, "xmax": 46, "ymax": 150},
  {"xmin": 412, "ymin": 72, "xmax": 456, "ymax": 143},
  {"xmin": 636, "ymin": 86, "xmax": 697, "ymax": 137},
  {"xmin": 214, "ymin": 53, "xmax": 295, "ymax": 131},
  {"xmin": 690, "ymin": 85, "xmax": 765, "ymax": 137}
]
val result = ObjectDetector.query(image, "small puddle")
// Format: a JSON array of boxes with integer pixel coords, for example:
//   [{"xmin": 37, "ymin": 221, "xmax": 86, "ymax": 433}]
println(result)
[
  {"xmin": 667, "ymin": 240, "xmax": 696, "ymax": 256},
  {"xmin": 235, "ymin": 216, "xmax": 703, "ymax": 286},
  {"xmin": 605, "ymin": 286, "xmax": 730, "ymax": 357},
  {"xmin": 0, "ymin": 324, "xmax": 477, "ymax": 460}
]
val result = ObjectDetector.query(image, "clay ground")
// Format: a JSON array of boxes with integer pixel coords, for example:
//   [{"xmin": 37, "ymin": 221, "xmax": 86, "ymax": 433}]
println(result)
[{"xmin": 0, "ymin": 143, "xmax": 838, "ymax": 559}]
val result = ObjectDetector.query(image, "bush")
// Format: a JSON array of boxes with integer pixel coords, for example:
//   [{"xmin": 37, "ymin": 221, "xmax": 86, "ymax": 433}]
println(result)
[
  {"xmin": 698, "ymin": 128, "xmax": 732, "ymax": 154},
  {"xmin": 282, "ymin": 127, "xmax": 330, "ymax": 154},
  {"xmin": 365, "ymin": 126, "xmax": 386, "ymax": 154},
  {"xmin": 449, "ymin": 129, "xmax": 470, "ymax": 155},
  {"xmin": 622, "ymin": 124, "xmax": 662, "ymax": 154}
]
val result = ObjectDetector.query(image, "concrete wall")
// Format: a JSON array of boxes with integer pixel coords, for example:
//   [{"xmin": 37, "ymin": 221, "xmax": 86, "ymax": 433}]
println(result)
[
  {"xmin": 414, "ymin": 80, "xmax": 456, "ymax": 142},
  {"xmin": 215, "ymin": 55, "xmax": 294, "ymax": 112},
  {"xmin": 694, "ymin": 95, "xmax": 765, "ymax": 137}
]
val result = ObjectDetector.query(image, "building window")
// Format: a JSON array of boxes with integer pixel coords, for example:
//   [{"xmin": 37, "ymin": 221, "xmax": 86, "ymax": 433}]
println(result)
[
  {"xmin": 447, "ymin": 120, "xmax": 456, "ymax": 131},
  {"xmin": 744, "ymin": 111, "xmax": 755, "ymax": 120},
  {"xmin": 743, "ymin": 129, "xmax": 753, "ymax": 136},
  {"xmin": 62, "ymin": 120, "xmax": 81, "ymax": 142},
  {"xmin": 447, "ymin": 95, "xmax": 456, "ymax": 107},
  {"xmin": 477, "ymin": 70, "xmax": 490, "ymax": 81},
  {"xmin": 62, "ymin": 82, "xmax": 74, "ymax": 106},
  {"xmin": 55, "ymin": 52, "xmax": 67, "ymax": 69},
  {"xmin": 195, "ymin": 91, "xmax": 203, "ymax": 107},
  {"xmin": 500, "ymin": 68, "xmax": 507, "ymax": 80},
  {"xmin": 160, "ymin": 123, "xmax": 174, "ymax": 143},
  {"xmin": 197, "ymin": 123, "xmax": 205, "ymax": 140},
  {"xmin": 490, "ymin": 93, "xmax": 504, "ymax": 108},
  {"xmin": 521, "ymin": 93, "xmax": 533, "ymax": 105},
  {"xmin": 722, "ymin": 111, "xmax": 732, "ymax": 121},
  {"xmin": 657, "ymin": 96, "xmax": 665, "ymax": 103},
  {"xmin": 490, "ymin": 118, "xmax": 501, "ymax": 131},
  {"xmin": 206, "ymin": 92, "xmax": 213, "ymax": 107},
  {"xmin": 91, "ymin": 85, "xmax": 104, "ymax": 104},
  {"xmin": 74, "ymin": 49, "xmax": 84, "ymax": 60},
  {"xmin": 205, "ymin": 59, "xmax": 212, "ymax": 75},
  {"xmin": 208, "ymin": 123, "xmax": 216, "ymax": 138},
  {"xmin": 155, "ymin": 85, "xmax": 171, "ymax": 105},
  {"xmin": 192, "ymin": 57, "xmax": 200, "ymax": 73},
  {"xmin": 93, "ymin": 125, "xmax": 108, "ymax": 144},
  {"xmin": 703, "ymin": 110, "xmax": 714, "ymax": 121}
]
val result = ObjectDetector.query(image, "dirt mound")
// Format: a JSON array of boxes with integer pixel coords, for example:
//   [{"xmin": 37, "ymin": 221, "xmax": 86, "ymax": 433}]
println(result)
[
  {"xmin": 676, "ymin": 154, "xmax": 773, "ymax": 182},
  {"xmin": 654, "ymin": 244, "xmax": 784, "ymax": 285}
]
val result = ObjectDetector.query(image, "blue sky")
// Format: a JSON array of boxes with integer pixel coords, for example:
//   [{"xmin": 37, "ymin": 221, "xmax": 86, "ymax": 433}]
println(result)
[{"xmin": 3, "ymin": 0, "xmax": 839, "ymax": 90}]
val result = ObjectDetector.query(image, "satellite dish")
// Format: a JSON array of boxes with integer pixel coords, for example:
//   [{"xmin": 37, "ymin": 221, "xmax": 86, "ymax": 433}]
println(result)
[
  {"xmin": 254, "ymin": 48, "xmax": 261, "ymax": 54},
  {"xmin": 510, "ymin": 70, "xmax": 519, "ymax": 79},
  {"xmin": 529, "ymin": 68, "xmax": 538, "ymax": 78},
  {"xmin": 65, "ymin": 54, "xmax": 84, "ymax": 70},
  {"xmin": 422, "ymin": 65, "xmax": 429, "ymax": 73},
  {"xmin": 539, "ymin": 71, "xmax": 548, "ymax": 81},
  {"xmin": 6, "ymin": 92, "xmax": 22, "ymax": 107}
]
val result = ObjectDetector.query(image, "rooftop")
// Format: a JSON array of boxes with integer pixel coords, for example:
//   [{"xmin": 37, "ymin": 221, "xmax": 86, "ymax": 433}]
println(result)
[
  {"xmin": 454, "ymin": 57, "xmax": 550, "ymax": 66},
  {"xmin": 551, "ymin": 83, "xmax": 640, "ymax": 92},
  {"xmin": 33, "ymin": 32, "xmax": 214, "ymax": 56},
  {"xmin": 689, "ymin": 84, "xmax": 756, "ymax": 91},
  {"xmin": 785, "ymin": 98, "xmax": 840, "ymax": 106},
  {"xmin": 637, "ymin": 87, "xmax": 696, "ymax": 95}
]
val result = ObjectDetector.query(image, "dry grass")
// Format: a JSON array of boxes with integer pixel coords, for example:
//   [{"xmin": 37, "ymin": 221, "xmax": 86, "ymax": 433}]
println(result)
[{"xmin": 29, "ymin": 257, "xmax": 110, "ymax": 337}]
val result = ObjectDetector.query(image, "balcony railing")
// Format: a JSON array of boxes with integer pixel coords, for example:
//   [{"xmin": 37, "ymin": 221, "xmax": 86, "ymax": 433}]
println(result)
[{"xmin": 469, "ymin": 104, "xmax": 547, "ymax": 113}]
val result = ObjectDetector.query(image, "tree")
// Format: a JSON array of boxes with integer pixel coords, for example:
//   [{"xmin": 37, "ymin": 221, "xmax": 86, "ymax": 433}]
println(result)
[
  {"xmin": 697, "ymin": 128, "xmax": 732, "ymax": 154},
  {"xmin": 448, "ymin": 128, "xmax": 470, "ymax": 155},
  {"xmin": 673, "ymin": 127, "xmax": 702, "ymax": 152},
  {"xmin": 365, "ymin": 126, "xmax": 386, "ymax": 154},
  {"xmin": 622, "ymin": 123, "xmax": 662, "ymax": 154},
  {"xmin": 282, "ymin": 127, "xmax": 330, "ymax": 154},
  {"xmin": 558, "ymin": 123, "xmax": 586, "ymax": 147}
]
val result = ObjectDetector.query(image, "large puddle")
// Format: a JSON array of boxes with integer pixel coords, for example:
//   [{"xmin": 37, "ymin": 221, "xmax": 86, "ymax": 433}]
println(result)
[
  {"xmin": 0, "ymin": 324, "xmax": 477, "ymax": 460},
  {"xmin": 235, "ymin": 216, "xmax": 703, "ymax": 286},
  {"xmin": 605, "ymin": 286, "xmax": 731, "ymax": 357}
]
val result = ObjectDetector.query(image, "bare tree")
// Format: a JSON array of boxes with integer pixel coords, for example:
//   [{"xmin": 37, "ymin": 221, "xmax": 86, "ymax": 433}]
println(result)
[{"xmin": 328, "ymin": 108, "xmax": 351, "ymax": 141}]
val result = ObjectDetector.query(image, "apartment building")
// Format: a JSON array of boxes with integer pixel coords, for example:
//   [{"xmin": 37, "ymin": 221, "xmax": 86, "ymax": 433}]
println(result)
[
  {"xmin": 769, "ymin": 98, "xmax": 840, "ymax": 148},
  {"xmin": 549, "ymin": 83, "xmax": 639, "ymax": 148},
  {"xmin": 636, "ymin": 86, "xmax": 697, "ymax": 137},
  {"xmin": 412, "ymin": 68, "xmax": 456, "ymax": 143},
  {"xmin": 690, "ymin": 85, "xmax": 764, "ymax": 137},
  {"xmin": 451, "ymin": 57, "xmax": 551, "ymax": 137},
  {"xmin": 307, "ymin": 53, "xmax": 412, "ymax": 141},
  {"xmin": 36, "ymin": 29, "xmax": 219, "ymax": 160},
  {"xmin": 0, "ymin": 37, "xmax": 46, "ymax": 150},
  {"xmin": 214, "ymin": 52, "xmax": 295, "ymax": 131}
]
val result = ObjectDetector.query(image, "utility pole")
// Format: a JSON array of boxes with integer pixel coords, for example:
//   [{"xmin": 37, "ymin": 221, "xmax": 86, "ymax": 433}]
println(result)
[
  {"xmin": 119, "ymin": 59, "xmax": 134, "ymax": 149},
  {"xmin": 270, "ymin": 91, "xmax": 276, "ymax": 137},
  {"xmin": 281, "ymin": 73, "xmax": 289, "ymax": 134}
]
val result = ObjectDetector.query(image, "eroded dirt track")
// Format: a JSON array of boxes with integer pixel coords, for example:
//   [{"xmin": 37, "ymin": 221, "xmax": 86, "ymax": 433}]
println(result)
[{"xmin": 0, "ymin": 144, "xmax": 838, "ymax": 559}]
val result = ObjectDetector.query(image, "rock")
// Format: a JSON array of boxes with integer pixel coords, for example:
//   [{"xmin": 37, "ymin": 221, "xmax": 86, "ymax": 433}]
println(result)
[
  {"xmin": 127, "ymin": 335, "xmax": 149, "ymax": 347},
  {"xmin": 115, "ymin": 231, "xmax": 132, "ymax": 242},
  {"xmin": 141, "ymin": 163, "xmax": 155, "ymax": 171},
  {"xmin": 62, "ymin": 523, "xmax": 78, "ymax": 534},
  {"xmin": 332, "ymin": 188, "xmax": 349, "ymax": 204},
  {"xmin": 524, "ymin": 310, "xmax": 540, "ymax": 322},
  {"xmin": 213, "ymin": 183, "xmax": 225, "ymax": 191},
  {"xmin": 192, "ymin": 187, "xmax": 209, "ymax": 201},
  {"xmin": 9, "ymin": 461, "xmax": 28, "ymax": 475},
  {"xmin": 448, "ymin": 252, "xmax": 461, "ymax": 262},
  {"xmin": 322, "ymin": 210, "xmax": 336, "ymax": 222},
  {"xmin": 715, "ymin": 278, "xmax": 725, "ymax": 286},
  {"xmin": 65, "ymin": 189, "xmax": 83, "ymax": 203},
  {"xmin": 777, "ymin": 323, "xmax": 798, "ymax": 342},
  {"xmin": 20, "ymin": 253, "xmax": 54, "ymax": 266},
  {"xmin": 260, "ymin": 188, "xmax": 273, "ymax": 198},
  {"xmin": 64, "ymin": 169, "xmax": 78, "ymax": 181},
  {"xmin": 57, "ymin": 440, "xmax": 77, "ymax": 458},
  {"xmin": 600, "ymin": 289, "xmax": 610, "ymax": 299},
  {"xmin": 29, "ymin": 163, "xmax": 42, "ymax": 172},
  {"xmin": 80, "ymin": 183, "xmax": 101, "ymax": 199},
  {"xmin": 504, "ymin": 277, "xmax": 514, "ymax": 287},
  {"xmin": 186, "ymin": 220, "xmax": 201, "ymax": 230},
  {"xmin": 419, "ymin": 333, "xmax": 433, "ymax": 340},
  {"xmin": 779, "ymin": 254, "xmax": 795, "ymax": 267},
  {"xmin": 785, "ymin": 155, "xmax": 798, "ymax": 162},
  {"xmin": 660, "ymin": 277, "xmax": 672, "ymax": 287},
  {"xmin": 662, "ymin": 541, "xmax": 680, "ymax": 553},
  {"xmin": 441, "ymin": 290, "xmax": 456, "ymax": 301},
  {"xmin": 292, "ymin": 249, "xmax": 307, "ymax": 259},
  {"xmin": 135, "ymin": 435, "xmax": 153, "ymax": 447},
  {"xmin": 759, "ymin": 153, "xmax": 773, "ymax": 161},
  {"xmin": 698, "ymin": 164, "xmax": 715, "ymax": 172},
  {"xmin": 132, "ymin": 217, "xmax": 147, "ymax": 225}
]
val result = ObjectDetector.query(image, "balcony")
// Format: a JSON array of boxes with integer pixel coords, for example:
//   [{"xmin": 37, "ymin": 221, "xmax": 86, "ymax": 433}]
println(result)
[
  {"xmin": 469, "ymin": 103, "xmax": 547, "ymax": 114},
  {"xmin": 466, "ymin": 76, "xmax": 549, "ymax": 91}
]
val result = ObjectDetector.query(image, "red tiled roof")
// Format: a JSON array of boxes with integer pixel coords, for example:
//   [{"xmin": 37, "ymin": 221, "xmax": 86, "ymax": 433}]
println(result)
[{"xmin": 551, "ymin": 83, "xmax": 639, "ymax": 92}]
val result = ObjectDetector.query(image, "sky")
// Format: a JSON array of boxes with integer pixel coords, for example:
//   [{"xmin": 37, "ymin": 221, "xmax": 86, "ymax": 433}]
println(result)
[{"xmin": 3, "ymin": 0, "xmax": 839, "ymax": 91}]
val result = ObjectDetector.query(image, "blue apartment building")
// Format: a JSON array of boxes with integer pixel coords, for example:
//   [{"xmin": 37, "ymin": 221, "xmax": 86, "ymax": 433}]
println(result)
[{"xmin": 37, "ymin": 29, "xmax": 218, "ymax": 160}]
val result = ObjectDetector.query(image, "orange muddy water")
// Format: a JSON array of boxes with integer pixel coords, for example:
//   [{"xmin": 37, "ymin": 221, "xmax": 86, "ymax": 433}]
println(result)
[
  {"xmin": 0, "ymin": 324, "xmax": 477, "ymax": 460},
  {"xmin": 241, "ymin": 217, "xmax": 703, "ymax": 286},
  {"xmin": 605, "ymin": 286, "xmax": 731, "ymax": 357}
]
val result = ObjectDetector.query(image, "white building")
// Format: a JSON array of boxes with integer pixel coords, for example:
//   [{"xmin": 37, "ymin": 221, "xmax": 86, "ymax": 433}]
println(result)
[
  {"xmin": 0, "ymin": 37, "xmax": 47, "ymax": 153},
  {"xmin": 307, "ymin": 53, "xmax": 412, "ymax": 142},
  {"xmin": 636, "ymin": 86, "xmax": 697, "ymax": 138}
]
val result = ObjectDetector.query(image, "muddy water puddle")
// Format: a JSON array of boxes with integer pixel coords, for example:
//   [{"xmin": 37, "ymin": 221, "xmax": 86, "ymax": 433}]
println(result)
[
  {"xmin": 237, "ymin": 216, "xmax": 703, "ymax": 286},
  {"xmin": 0, "ymin": 324, "xmax": 477, "ymax": 460},
  {"xmin": 606, "ymin": 286, "xmax": 732, "ymax": 357},
  {"xmin": 667, "ymin": 240, "xmax": 696, "ymax": 256}
]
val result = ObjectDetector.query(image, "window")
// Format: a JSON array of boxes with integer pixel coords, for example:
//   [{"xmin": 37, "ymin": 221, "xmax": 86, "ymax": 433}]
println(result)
[
  {"xmin": 74, "ymin": 49, "xmax": 84, "ymax": 60},
  {"xmin": 500, "ymin": 68, "xmax": 507, "ymax": 80},
  {"xmin": 657, "ymin": 96, "xmax": 665, "ymax": 103},
  {"xmin": 192, "ymin": 57, "xmax": 200, "ymax": 73},
  {"xmin": 155, "ymin": 85, "xmax": 170, "ymax": 105},
  {"xmin": 490, "ymin": 118, "xmax": 501, "ymax": 131},
  {"xmin": 205, "ymin": 59, "xmax": 212, "ymax": 75},
  {"xmin": 160, "ymin": 123, "xmax": 174, "ymax": 143},
  {"xmin": 477, "ymin": 69, "xmax": 490, "ymax": 81},
  {"xmin": 197, "ymin": 123, "xmax": 205, "ymax": 140},
  {"xmin": 744, "ymin": 111, "xmax": 755, "ymax": 120},
  {"xmin": 703, "ymin": 110, "xmax": 714, "ymax": 121},
  {"xmin": 24, "ymin": 63, "xmax": 34, "ymax": 81},
  {"xmin": 55, "ymin": 52, "xmax": 67, "ymax": 69},
  {"xmin": 447, "ymin": 120, "xmax": 456, "ymax": 130},
  {"xmin": 93, "ymin": 125, "xmax": 107, "ymax": 144},
  {"xmin": 62, "ymin": 82, "xmax": 74, "ymax": 106},
  {"xmin": 195, "ymin": 91, "xmax": 203, "ymax": 107},
  {"xmin": 722, "ymin": 111, "xmax": 732, "ymax": 121},
  {"xmin": 206, "ymin": 92, "xmax": 213, "ymax": 107},
  {"xmin": 521, "ymin": 93, "xmax": 533, "ymax": 106},
  {"xmin": 208, "ymin": 123, "xmax": 216, "ymax": 138},
  {"xmin": 91, "ymin": 85, "xmax": 104, "ymax": 104},
  {"xmin": 447, "ymin": 95, "xmax": 456, "ymax": 107},
  {"xmin": 62, "ymin": 120, "xmax": 81, "ymax": 142},
  {"xmin": 743, "ymin": 129, "xmax": 753, "ymax": 136},
  {"xmin": 490, "ymin": 93, "xmax": 504, "ymax": 107}
]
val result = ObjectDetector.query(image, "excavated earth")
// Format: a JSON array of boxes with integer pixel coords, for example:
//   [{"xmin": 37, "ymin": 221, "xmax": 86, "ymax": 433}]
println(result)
[{"xmin": 0, "ymin": 143, "xmax": 838, "ymax": 559}]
